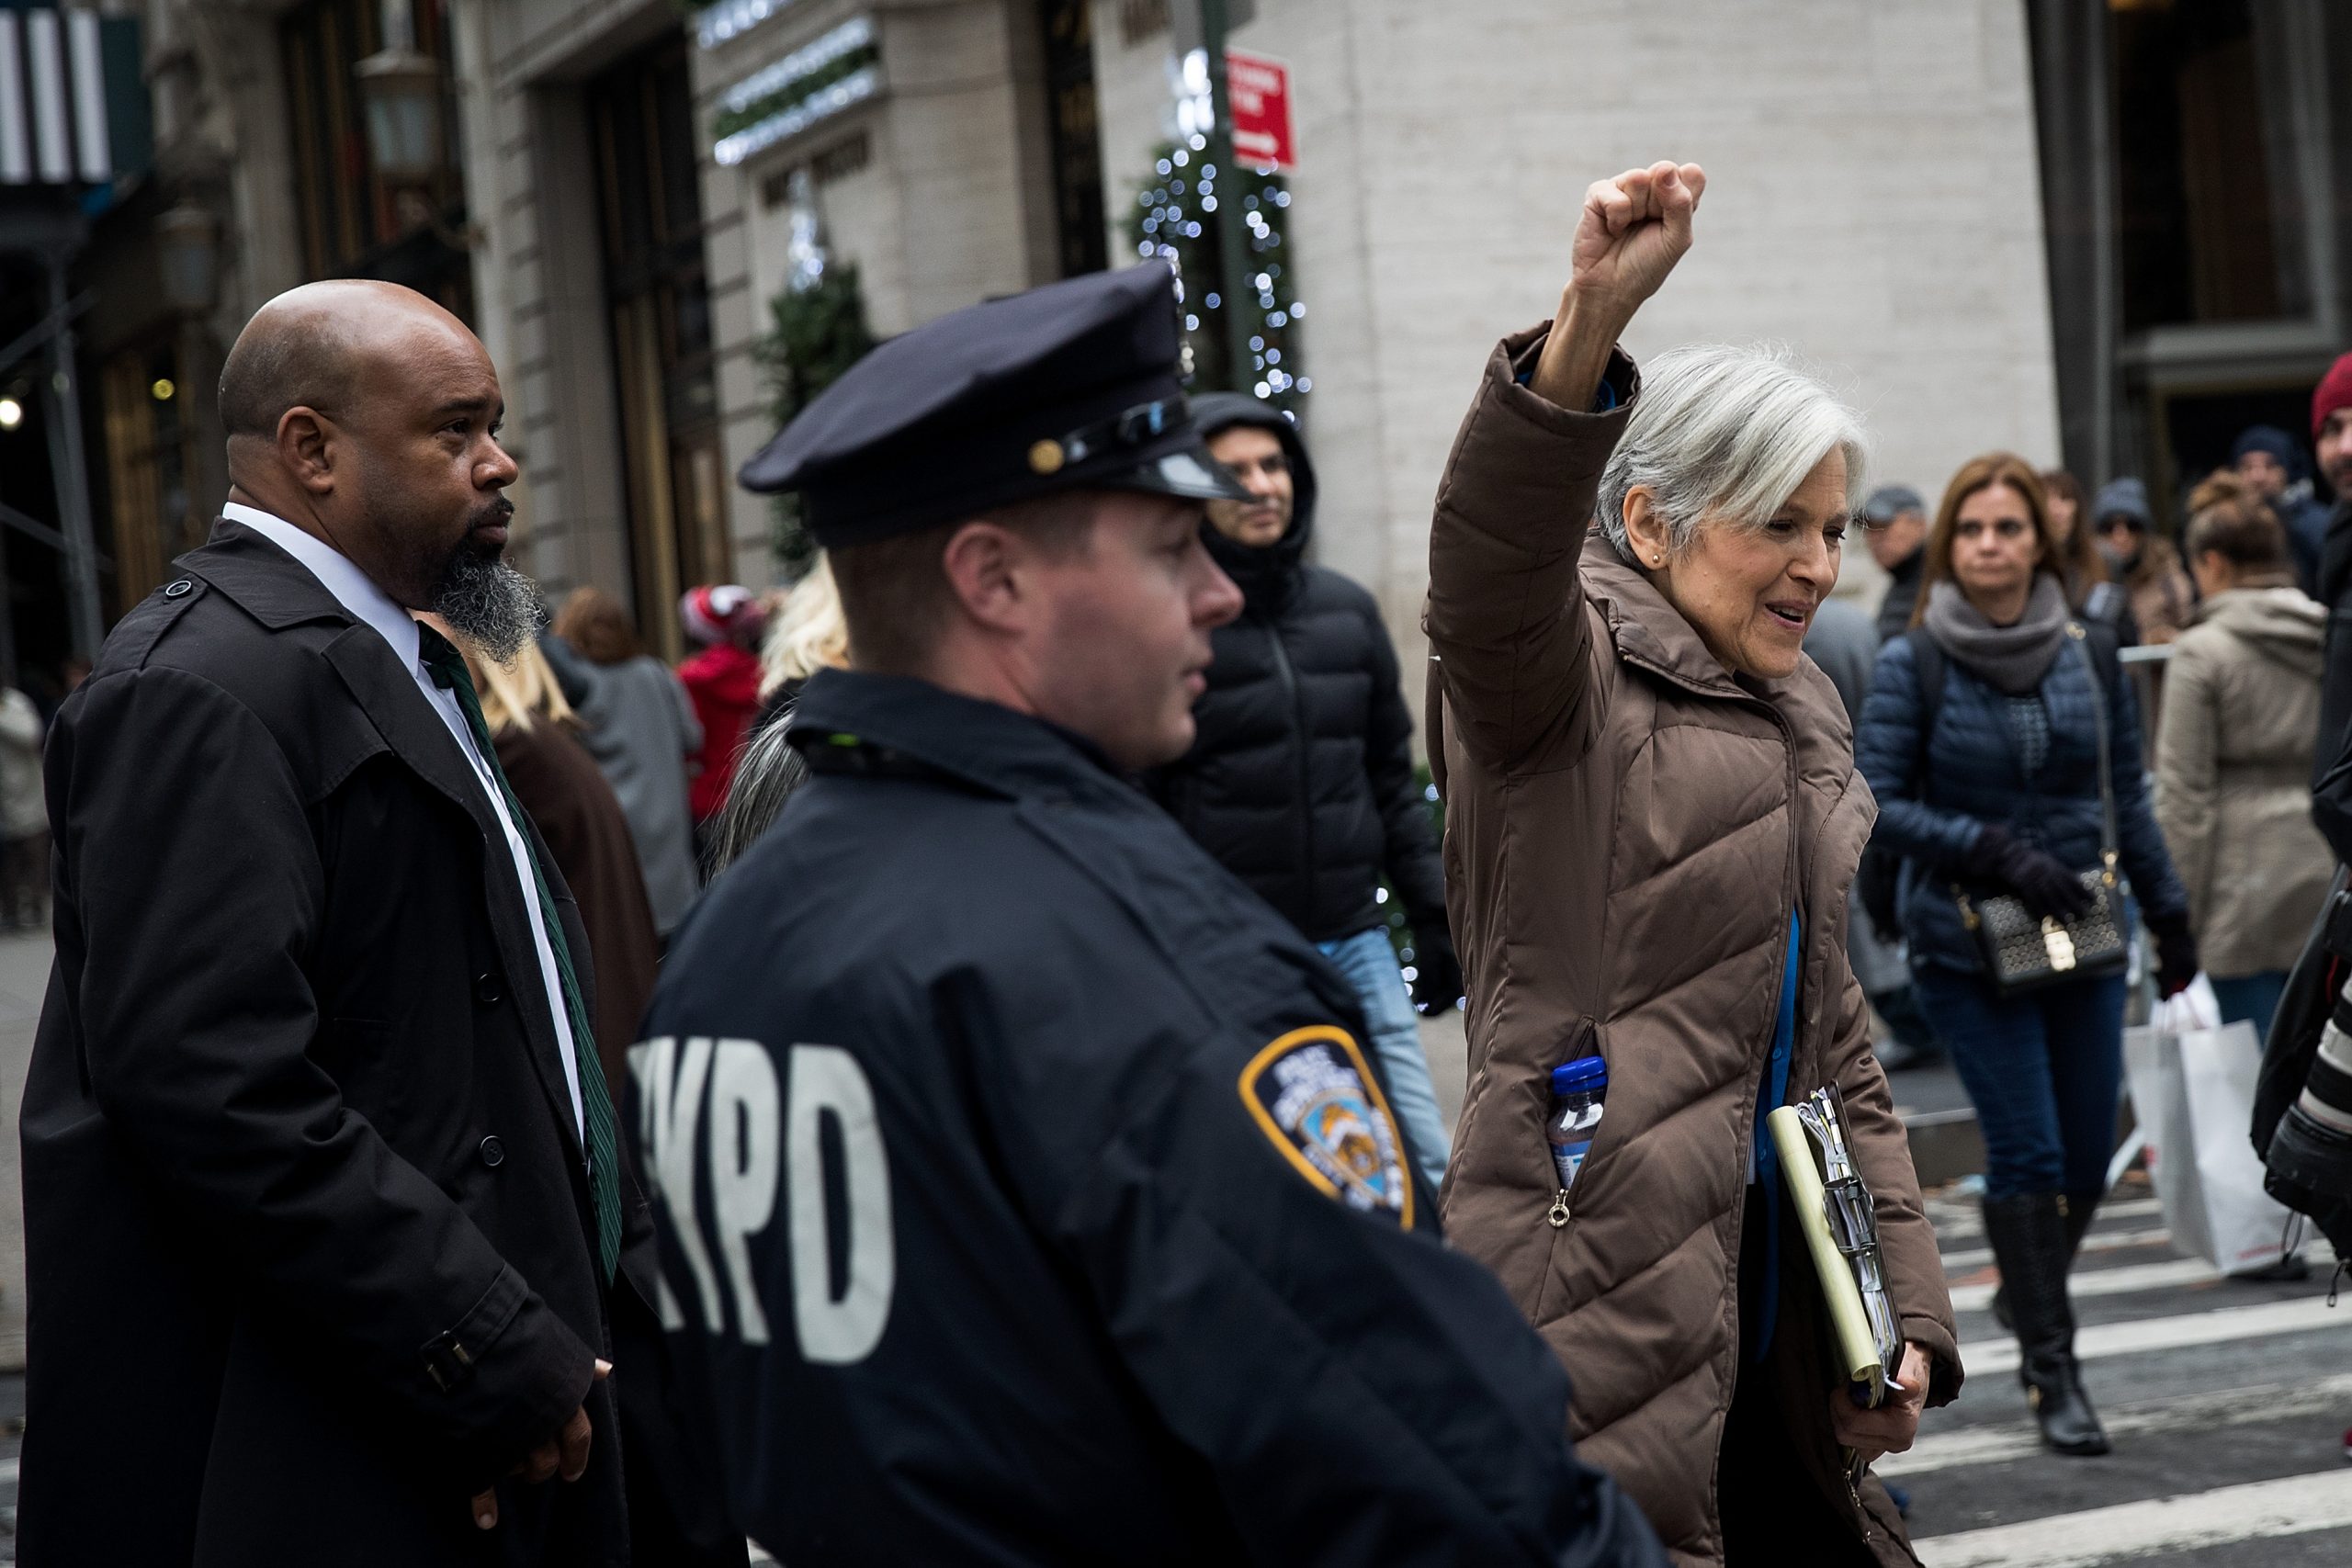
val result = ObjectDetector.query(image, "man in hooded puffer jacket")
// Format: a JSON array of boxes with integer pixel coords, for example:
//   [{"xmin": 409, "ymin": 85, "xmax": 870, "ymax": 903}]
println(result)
[{"xmin": 1150, "ymin": 395, "xmax": 1461, "ymax": 1188}]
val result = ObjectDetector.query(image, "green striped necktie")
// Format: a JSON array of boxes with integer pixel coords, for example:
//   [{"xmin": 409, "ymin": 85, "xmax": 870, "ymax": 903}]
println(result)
[{"xmin": 418, "ymin": 625, "xmax": 623, "ymax": 1282}]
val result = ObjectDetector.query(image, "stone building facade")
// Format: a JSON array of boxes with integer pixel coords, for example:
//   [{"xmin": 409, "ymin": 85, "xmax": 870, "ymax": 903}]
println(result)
[{"xmin": 46, "ymin": 0, "xmax": 2352, "ymax": 694}]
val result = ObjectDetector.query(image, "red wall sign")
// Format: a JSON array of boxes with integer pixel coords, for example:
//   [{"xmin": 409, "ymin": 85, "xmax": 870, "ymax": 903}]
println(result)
[{"xmin": 1225, "ymin": 49, "xmax": 1295, "ymax": 172}]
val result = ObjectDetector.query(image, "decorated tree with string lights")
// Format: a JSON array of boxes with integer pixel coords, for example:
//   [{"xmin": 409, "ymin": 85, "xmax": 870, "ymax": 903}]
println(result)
[{"xmin": 1130, "ymin": 137, "xmax": 1306, "ymax": 416}]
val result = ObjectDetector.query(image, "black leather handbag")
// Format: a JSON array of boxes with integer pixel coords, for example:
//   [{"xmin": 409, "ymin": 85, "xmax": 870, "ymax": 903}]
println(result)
[{"xmin": 1953, "ymin": 627, "xmax": 2131, "ymax": 996}]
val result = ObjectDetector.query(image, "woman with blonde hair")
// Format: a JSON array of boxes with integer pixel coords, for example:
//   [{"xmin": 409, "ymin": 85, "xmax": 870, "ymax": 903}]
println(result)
[
  {"xmin": 755, "ymin": 553, "xmax": 851, "ymax": 725},
  {"xmin": 703, "ymin": 559, "xmax": 850, "ymax": 877}
]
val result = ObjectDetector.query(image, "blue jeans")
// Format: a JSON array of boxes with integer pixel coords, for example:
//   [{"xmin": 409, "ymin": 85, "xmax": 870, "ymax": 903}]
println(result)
[
  {"xmin": 1911, "ymin": 966, "xmax": 2128, "ymax": 1200},
  {"xmin": 1318, "ymin": 927, "xmax": 1452, "ymax": 1189},
  {"xmin": 2210, "ymin": 971, "xmax": 2289, "ymax": 1041}
]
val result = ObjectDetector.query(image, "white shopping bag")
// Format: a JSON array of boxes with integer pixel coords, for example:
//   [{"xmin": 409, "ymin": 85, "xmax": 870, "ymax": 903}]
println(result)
[{"xmin": 2120, "ymin": 976, "xmax": 2299, "ymax": 1272}]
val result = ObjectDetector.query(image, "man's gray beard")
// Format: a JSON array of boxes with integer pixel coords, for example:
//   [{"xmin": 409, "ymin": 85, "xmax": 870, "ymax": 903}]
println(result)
[{"xmin": 431, "ymin": 548, "xmax": 544, "ymax": 661}]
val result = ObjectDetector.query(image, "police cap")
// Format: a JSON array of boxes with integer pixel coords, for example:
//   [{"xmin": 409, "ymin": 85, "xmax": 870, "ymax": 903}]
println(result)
[{"xmin": 740, "ymin": 264, "xmax": 1254, "ymax": 547}]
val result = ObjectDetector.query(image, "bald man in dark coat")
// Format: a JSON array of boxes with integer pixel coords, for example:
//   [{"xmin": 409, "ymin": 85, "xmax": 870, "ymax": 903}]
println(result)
[{"xmin": 17, "ymin": 282, "xmax": 723, "ymax": 1565}]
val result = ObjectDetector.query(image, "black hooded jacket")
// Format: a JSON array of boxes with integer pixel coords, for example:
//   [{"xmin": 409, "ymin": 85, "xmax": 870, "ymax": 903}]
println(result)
[
  {"xmin": 2313, "ymin": 497, "xmax": 2352, "ymax": 790},
  {"xmin": 1150, "ymin": 394, "xmax": 1450, "ymax": 951}
]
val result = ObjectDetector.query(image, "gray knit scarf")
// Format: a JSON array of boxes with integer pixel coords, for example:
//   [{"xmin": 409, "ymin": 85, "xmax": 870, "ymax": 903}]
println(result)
[{"xmin": 1920, "ymin": 574, "xmax": 2072, "ymax": 694}]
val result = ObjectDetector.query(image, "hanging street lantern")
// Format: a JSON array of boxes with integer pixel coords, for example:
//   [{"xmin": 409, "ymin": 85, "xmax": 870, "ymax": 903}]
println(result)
[
  {"xmin": 154, "ymin": 201, "xmax": 220, "ymax": 316},
  {"xmin": 356, "ymin": 42, "xmax": 443, "ymax": 186}
]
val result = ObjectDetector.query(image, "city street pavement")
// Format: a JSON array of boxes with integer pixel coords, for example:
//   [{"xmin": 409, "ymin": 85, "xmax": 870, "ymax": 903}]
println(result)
[{"xmin": 1897, "ymin": 1179, "xmax": 2352, "ymax": 1566}]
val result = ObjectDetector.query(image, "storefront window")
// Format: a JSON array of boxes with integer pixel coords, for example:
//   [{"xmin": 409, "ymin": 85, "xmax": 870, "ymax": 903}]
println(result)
[
  {"xmin": 588, "ymin": 36, "xmax": 724, "ymax": 660},
  {"xmin": 2111, "ymin": 0, "xmax": 2315, "ymax": 330}
]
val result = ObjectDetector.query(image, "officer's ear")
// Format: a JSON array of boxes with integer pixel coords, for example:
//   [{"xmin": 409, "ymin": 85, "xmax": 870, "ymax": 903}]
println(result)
[
  {"xmin": 939, "ymin": 519, "xmax": 1030, "ymax": 634},
  {"xmin": 941, "ymin": 494, "xmax": 1099, "ymax": 635}
]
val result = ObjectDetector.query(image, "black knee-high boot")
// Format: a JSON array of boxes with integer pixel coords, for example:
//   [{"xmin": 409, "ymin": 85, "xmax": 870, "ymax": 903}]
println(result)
[
  {"xmin": 1992, "ymin": 1187, "xmax": 2100, "ymax": 1331},
  {"xmin": 1982, "ymin": 1191, "xmax": 2109, "ymax": 1456}
]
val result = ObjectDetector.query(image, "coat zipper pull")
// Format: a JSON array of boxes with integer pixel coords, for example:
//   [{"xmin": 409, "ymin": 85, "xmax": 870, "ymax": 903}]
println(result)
[{"xmin": 1547, "ymin": 1190, "xmax": 1571, "ymax": 1228}]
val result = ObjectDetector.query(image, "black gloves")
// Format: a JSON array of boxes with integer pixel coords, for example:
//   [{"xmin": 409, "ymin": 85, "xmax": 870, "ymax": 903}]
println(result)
[
  {"xmin": 2145, "ymin": 908, "xmax": 2199, "ymax": 998},
  {"xmin": 1410, "ymin": 925, "xmax": 1464, "ymax": 1016},
  {"xmin": 1969, "ymin": 824, "xmax": 2094, "ymax": 920}
]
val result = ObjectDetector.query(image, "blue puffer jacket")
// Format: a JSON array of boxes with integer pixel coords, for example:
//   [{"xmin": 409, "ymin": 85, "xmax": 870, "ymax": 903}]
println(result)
[{"xmin": 1855, "ymin": 627, "xmax": 2188, "ymax": 977}]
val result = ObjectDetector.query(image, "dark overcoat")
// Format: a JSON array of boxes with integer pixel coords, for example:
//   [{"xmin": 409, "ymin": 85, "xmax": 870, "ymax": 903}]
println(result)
[{"xmin": 21, "ymin": 522, "xmax": 650, "ymax": 1566}]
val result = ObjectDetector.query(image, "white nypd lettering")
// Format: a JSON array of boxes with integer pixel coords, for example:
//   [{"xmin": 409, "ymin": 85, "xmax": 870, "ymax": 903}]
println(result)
[
  {"xmin": 631, "ymin": 1035, "xmax": 720, "ymax": 1331},
  {"xmin": 631, "ymin": 1036, "xmax": 895, "ymax": 1363},
  {"xmin": 786, "ymin": 1044, "xmax": 895, "ymax": 1365},
  {"xmin": 707, "ymin": 1040, "xmax": 781, "ymax": 1345}
]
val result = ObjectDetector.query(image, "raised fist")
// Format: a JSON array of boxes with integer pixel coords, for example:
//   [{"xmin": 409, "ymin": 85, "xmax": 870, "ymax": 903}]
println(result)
[{"xmin": 1567, "ymin": 161, "xmax": 1705, "ymax": 317}]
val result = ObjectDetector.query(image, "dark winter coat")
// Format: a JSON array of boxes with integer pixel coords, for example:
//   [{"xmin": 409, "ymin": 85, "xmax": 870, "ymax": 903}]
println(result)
[
  {"xmin": 1854, "ymin": 618, "xmax": 2188, "ymax": 977},
  {"xmin": 20, "ymin": 522, "xmax": 655, "ymax": 1566},
  {"xmin": 1149, "ymin": 393, "xmax": 1448, "ymax": 947},
  {"xmin": 1874, "ymin": 548, "xmax": 1925, "ymax": 643},
  {"xmin": 638, "ymin": 669, "xmax": 1665, "ymax": 1566},
  {"xmin": 2312, "ymin": 498, "xmax": 2352, "ymax": 780}
]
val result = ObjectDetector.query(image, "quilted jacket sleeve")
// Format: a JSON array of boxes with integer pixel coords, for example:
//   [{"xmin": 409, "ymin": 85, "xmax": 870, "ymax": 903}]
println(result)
[
  {"xmin": 1853, "ymin": 635, "xmax": 1987, "ymax": 871},
  {"xmin": 1425, "ymin": 328, "xmax": 1635, "ymax": 776},
  {"xmin": 2150, "ymin": 638, "xmax": 2219, "ymax": 931}
]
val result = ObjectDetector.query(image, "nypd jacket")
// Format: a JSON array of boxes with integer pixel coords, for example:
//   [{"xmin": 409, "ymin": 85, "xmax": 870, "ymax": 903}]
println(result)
[{"xmin": 635, "ymin": 669, "xmax": 1665, "ymax": 1568}]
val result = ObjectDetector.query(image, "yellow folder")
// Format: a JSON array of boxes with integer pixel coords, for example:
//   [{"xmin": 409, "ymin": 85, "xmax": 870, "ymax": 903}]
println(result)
[{"xmin": 1768, "ymin": 1101, "xmax": 1893, "ymax": 1408}]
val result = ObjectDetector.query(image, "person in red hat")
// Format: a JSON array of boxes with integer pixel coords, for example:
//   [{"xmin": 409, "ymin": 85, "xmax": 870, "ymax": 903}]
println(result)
[
  {"xmin": 2306, "ymin": 353, "xmax": 2352, "ymax": 767},
  {"xmin": 677, "ymin": 583, "xmax": 767, "ymax": 838}
]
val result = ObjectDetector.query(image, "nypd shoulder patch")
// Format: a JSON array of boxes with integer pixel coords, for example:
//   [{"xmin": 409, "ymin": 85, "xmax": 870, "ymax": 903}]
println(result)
[{"xmin": 1238, "ymin": 1025, "xmax": 1415, "ymax": 1226}]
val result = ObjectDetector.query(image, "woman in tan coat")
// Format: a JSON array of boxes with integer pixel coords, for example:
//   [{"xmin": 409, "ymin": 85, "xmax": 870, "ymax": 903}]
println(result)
[
  {"xmin": 1428, "ymin": 163, "xmax": 1960, "ymax": 1568},
  {"xmin": 2155, "ymin": 477, "xmax": 2333, "ymax": 1036}
]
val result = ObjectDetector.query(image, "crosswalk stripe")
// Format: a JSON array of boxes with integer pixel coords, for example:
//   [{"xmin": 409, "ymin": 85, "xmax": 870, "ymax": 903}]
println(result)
[
  {"xmin": 1913, "ymin": 1468, "xmax": 2352, "ymax": 1566},
  {"xmin": 1944, "ymin": 1242, "xmax": 2336, "ymax": 1303},
  {"xmin": 1962, "ymin": 1296, "xmax": 2352, "ymax": 1377},
  {"xmin": 1928, "ymin": 1196, "xmax": 2165, "ymax": 1245},
  {"xmin": 1879, "ymin": 1371, "xmax": 2352, "ymax": 1478},
  {"xmin": 1943, "ymin": 1256, "xmax": 2220, "ymax": 1313},
  {"xmin": 1940, "ymin": 1226, "xmax": 2171, "ymax": 1276}
]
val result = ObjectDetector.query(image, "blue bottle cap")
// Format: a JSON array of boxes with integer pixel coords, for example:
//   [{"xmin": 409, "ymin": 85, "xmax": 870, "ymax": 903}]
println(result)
[{"xmin": 1550, "ymin": 1055, "xmax": 1608, "ymax": 1096}]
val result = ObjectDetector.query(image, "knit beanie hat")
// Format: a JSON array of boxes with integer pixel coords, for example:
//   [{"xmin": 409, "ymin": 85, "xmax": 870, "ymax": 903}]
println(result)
[
  {"xmin": 681, "ymin": 584, "xmax": 761, "ymax": 648},
  {"xmin": 2231, "ymin": 424, "xmax": 2301, "ymax": 472},
  {"xmin": 2091, "ymin": 476, "xmax": 2151, "ymax": 528},
  {"xmin": 2314, "ymin": 352, "xmax": 2352, "ymax": 439}
]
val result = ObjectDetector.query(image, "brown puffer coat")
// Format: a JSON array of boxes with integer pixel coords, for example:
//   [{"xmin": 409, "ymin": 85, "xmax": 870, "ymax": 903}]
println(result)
[{"xmin": 1425, "ymin": 330, "xmax": 1962, "ymax": 1567}]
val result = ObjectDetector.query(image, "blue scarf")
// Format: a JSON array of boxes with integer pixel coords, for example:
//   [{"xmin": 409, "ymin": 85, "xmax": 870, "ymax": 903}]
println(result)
[{"xmin": 1747, "ymin": 909, "xmax": 1801, "ymax": 1363}]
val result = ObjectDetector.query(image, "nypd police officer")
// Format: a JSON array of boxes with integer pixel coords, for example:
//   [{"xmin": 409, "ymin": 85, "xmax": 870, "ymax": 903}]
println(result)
[{"xmin": 633, "ymin": 265, "xmax": 1667, "ymax": 1564}]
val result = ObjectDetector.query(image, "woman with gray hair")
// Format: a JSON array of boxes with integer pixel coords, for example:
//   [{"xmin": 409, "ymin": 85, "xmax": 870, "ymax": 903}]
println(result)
[{"xmin": 1429, "ymin": 163, "xmax": 1959, "ymax": 1566}]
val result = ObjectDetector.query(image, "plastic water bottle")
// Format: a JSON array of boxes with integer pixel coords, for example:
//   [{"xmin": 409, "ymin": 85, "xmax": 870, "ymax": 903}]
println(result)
[{"xmin": 1545, "ymin": 1056, "xmax": 1608, "ymax": 1225}]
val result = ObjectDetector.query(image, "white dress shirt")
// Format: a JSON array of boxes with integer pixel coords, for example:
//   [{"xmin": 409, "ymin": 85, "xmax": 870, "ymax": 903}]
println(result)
[{"xmin": 222, "ymin": 502, "xmax": 588, "ymax": 1143}]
